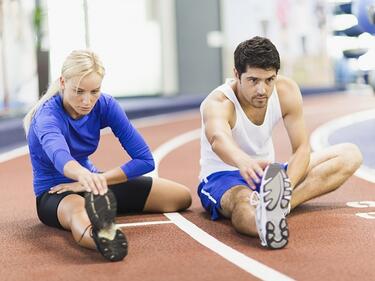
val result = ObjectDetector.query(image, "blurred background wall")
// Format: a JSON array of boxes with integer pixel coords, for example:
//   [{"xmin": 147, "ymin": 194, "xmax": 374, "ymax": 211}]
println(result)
[{"xmin": 0, "ymin": 0, "xmax": 374, "ymax": 115}]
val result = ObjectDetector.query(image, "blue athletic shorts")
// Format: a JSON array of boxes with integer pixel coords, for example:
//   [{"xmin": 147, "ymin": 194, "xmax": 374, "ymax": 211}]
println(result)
[{"xmin": 197, "ymin": 163, "xmax": 288, "ymax": 220}]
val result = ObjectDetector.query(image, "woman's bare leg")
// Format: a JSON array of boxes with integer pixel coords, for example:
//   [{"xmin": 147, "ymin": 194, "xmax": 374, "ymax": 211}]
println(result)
[
  {"xmin": 57, "ymin": 194, "xmax": 95, "ymax": 249},
  {"xmin": 143, "ymin": 178, "xmax": 192, "ymax": 212}
]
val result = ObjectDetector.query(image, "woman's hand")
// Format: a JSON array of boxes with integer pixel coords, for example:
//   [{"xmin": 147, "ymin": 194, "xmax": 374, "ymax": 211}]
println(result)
[
  {"xmin": 76, "ymin": 171, "xmax": 108, "ymax": 195},
  {"xmin": 49, "ymin": 171, "xmax": 108, "ymax": 195},
  {"xmin": 48, "ymin": 182, "xmax": 87, "ymax": 194},
  {"xmin": 62, "ymin": 161, "xmax": 108, "ymax": 195}
]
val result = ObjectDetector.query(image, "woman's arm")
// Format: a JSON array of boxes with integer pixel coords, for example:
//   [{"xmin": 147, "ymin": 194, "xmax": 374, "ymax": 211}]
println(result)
[
  {"xmin": 104, "ymin": 96, "xmax": 155, "ymax": 180},
  {"xmin": 63, "ymin": 160, "xmax": 108, "ymax": 195},
  {"xmin": 102, "ymin": 167, "xmax": 128, "ymax": 185},
  {"xmin": 34, "ymin": 113, "xmax": 107, "ymax": 195}
]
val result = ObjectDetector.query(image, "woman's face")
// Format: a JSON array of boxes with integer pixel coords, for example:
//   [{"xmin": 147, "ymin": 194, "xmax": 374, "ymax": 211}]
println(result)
[{"xmin": 60, "ymin": 72, "xmax": 102, "ymax": 119}]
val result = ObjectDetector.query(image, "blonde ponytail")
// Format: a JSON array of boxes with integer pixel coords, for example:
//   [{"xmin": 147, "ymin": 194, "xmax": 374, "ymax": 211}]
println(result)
[
  {"xmin": 23, "ymin": 79, "xmax": 61, "ymax": 135},
  {"xmin": 23, "ymin": 49, "xmax": 105, "ymax": 136}
]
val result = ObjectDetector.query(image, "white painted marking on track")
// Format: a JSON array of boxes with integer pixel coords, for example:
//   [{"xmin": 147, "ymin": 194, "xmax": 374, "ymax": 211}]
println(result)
[
  {"xmin": 165, "ymin": 213, "xmax": 294, "ymax": 281},
  {"xmin": 117, "ymin": 221, "xmax": 173, "ymax": 228},
  {"xmin": 346, "ymin": 201, "xmax": 375, "ymax": 208},
  {"xmin": 151, "ymin": 129, "xmax": 294, "ymax": 280},
  {"xmin": 0, "ymin": 145, "xmax": 29, "ymax": 163},
  {"xmin": 310, "ymin": 109, "xmax": 375, "ymax": 183},
  {"xmin": 147, "ymin": 129, "xmax": 200, "ymax": 177},
  {"xmin": 355, "ymin": 212, "xmax": 375, "ymax": 219}
]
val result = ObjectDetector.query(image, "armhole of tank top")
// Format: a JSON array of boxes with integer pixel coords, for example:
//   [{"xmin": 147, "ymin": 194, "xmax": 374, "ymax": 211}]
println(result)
[
  {"xmin": 220, "ymin": 87, "xmax": 239, "ymax": 131},
  {"xmin": 272, "ymin": 87, "xmax": 283, "ymax": 121}
]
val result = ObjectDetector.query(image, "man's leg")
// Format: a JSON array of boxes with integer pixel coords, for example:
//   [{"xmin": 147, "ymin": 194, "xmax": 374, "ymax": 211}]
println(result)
[
  {"xmin": 219, "ymin": 163, "xmax": 291, "ymax": 249},
  {"xmin": 291, "ymin": 143, "xmax": 362, "ymax": 209},
  {"xmin": 220, "ymin": 185, "xmax": 258, "ymax": 236}
]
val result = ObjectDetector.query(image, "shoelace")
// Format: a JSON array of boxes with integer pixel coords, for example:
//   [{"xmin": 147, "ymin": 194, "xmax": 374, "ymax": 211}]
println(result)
[
  {"xmin": 250, "ymin": 191, "xmax": 260, "ymax": 207},
  {"xmin": 78, "ymin": 224, "xmax": 92, "ymax": 243}
]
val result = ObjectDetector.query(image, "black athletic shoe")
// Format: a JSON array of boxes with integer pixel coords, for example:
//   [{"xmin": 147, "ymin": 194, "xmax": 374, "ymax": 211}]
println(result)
[
  {"xmin": 85, "ymin": 190, "xmax": 128, "ymax": 261},
  {"xmin": 91, "ymin": 227, "xmax": 128, "ymax": 262}
]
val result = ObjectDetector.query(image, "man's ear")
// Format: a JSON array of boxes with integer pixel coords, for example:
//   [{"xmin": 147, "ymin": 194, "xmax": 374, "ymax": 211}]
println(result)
[{"xmin": 233, "ymin": 68, "xmax": 240, "ymax": 80}]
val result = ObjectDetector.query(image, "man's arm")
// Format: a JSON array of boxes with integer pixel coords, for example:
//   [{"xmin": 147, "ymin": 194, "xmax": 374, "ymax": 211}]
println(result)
[
  {"xmin": 277, "ymin": 77, "xmax": 310, "ymax": 189},
  {"xmin": 202, "ymin": 93, "xmax": 269, "ymax": 189}
]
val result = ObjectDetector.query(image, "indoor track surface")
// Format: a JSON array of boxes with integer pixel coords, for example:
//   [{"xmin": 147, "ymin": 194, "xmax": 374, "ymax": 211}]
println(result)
[{"xmin": 1, "ymin": 92, "xmax": 375, "ymax": 281}]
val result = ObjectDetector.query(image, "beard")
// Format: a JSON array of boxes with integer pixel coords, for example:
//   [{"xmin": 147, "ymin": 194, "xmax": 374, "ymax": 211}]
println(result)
[{"xmin": 251, "ymin": 95, "xmax": 268, "ymax": 108}]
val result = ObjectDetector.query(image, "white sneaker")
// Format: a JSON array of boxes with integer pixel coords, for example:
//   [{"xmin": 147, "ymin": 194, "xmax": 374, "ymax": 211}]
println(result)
[{"xmin": 253, "ymin": 163, "xmax": 292, "ymax": 249}]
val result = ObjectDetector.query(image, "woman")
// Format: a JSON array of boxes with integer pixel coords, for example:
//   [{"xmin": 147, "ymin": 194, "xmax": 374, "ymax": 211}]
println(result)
[{"xmin": 24, "ymin": 50, "xmax": 192, "ymax": 262}]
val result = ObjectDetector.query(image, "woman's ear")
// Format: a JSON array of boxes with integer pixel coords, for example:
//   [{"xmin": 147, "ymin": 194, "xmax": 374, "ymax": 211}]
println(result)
[{"xmin": 59, "ymin": 76, "xmax": 65, "ymax": 90}]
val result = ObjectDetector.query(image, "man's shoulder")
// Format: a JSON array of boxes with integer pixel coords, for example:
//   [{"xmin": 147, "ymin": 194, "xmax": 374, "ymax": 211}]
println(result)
[
  {"xmin": 275, "ymin": 75, "xmax": 303, "ymax": 116},
  {"xmin": 275, "ymin": 75, "xmax": 300, "ymax": 96},
  {"xmin": 202, "ymin": 90, "xmax": 234, "ymax": 111}
]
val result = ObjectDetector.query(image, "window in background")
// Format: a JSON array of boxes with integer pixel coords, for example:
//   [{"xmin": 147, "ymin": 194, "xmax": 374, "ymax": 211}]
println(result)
[
  {"xmin": 47, "ymin": 0, "xmax": 162, "ymax": 97},
  {"xmin": 0, "ymin": 0, "xmax": 37, "ymax": 113}
]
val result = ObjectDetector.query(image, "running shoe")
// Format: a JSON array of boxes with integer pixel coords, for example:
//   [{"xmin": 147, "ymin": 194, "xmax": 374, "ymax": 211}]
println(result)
[
  {"xmin": 85, "ymin": 190, "xmax": 128, "ymax": 261},
  {"xmin": 254, "ymin": 163, "xmax": 292, "ymax": 249}
]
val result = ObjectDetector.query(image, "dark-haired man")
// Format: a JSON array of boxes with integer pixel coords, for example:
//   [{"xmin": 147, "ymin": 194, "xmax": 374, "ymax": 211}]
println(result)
[{"xmin": 197, "ymin": 36, "xmax": 362, "ymax": 249}]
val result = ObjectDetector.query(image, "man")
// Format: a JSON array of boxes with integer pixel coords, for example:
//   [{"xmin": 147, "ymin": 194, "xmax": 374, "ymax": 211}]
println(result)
[{"xmin": 197, "ymin": 36, "xmax": 362, "ymax": 249}]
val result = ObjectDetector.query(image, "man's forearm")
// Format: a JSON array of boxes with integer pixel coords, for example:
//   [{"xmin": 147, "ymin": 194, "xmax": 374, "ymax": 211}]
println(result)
[
  {"xmin": 211, "ymin": 133, "xmax": 250, "ymax": 168},
  {"xmin": 286, "ymin": 143, "xmax": 311, "ymax": 189}
]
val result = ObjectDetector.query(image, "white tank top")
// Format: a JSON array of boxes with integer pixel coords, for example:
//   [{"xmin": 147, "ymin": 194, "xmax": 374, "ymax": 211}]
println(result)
[{"xmin": 199, "ymin": 79, "xmax": 283, "ymax": 180}]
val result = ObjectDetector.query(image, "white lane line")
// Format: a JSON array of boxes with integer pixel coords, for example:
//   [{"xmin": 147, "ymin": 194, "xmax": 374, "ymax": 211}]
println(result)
[
  {"xmin": 165, "ymin": 213, "xmax": 294, "ymax": 281},
  {"xmin": 147, "ymin": 129, "xmax": 200, "ymax": 177},
  {"xmin": 117, "ymin": 221, "xmax": 173, "ymax": 228},
  {"xmin": 310, "ymin": 109, "xmax": 375, "ymax": 183},
  {"xmin": 153, "ymin": 129, "xmax": 294, "ymax": 280},
  {"xmin": 0, "ymin": 145, "xmax": 29, "ymax": 163}
]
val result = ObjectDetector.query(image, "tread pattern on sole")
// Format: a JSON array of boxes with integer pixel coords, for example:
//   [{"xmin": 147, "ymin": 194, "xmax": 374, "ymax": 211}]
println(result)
[{"xmin": 257, "ymin": 163, "xmax": 292, "ymax": 250}]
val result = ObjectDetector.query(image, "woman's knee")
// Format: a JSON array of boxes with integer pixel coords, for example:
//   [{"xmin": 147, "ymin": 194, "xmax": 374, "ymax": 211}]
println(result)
[
  {"xmin": 171, "ymin": 185, "xmax": 192, "ymax": 211},
  {"xmin": 145, "ymin": 180, "xmax": 192, "ymax": 212},
  {"xmin": 57, "ymin": 195, "xmax": 86, "ymax": 229}
]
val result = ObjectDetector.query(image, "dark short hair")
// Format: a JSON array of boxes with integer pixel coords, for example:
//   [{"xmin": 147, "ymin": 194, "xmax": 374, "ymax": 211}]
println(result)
[{"xmin": 234, "ymin": 36, "xmax": 280, "ymax": 78}]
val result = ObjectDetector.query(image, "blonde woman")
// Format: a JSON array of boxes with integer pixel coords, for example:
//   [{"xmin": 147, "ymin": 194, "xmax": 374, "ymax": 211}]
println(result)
[{"xmin": 24, "ymin": 50, "xmax": 191, "ymax": 261}]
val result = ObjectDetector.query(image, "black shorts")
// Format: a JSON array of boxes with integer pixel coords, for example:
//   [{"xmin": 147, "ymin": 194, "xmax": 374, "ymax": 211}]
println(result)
[{"xmin": 36, "ymin": 176, "xmax": 153, "ymax": 229}]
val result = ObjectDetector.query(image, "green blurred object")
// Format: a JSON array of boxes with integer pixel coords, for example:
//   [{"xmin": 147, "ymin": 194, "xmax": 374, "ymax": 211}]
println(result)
[
  {"xmin": 33, "ymin": 1, "xmax": 49, "ymax": 97},
  {"xmin": 33, "ymin": 4, "xmax": 42, "ymax": 50}
]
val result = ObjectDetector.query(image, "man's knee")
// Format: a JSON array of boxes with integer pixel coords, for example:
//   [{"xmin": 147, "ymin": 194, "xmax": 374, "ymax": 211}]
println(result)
[
  {"xmin": 220, "ymin": 186, "xmax": 252, "ymax": 217},
  {"xmin": 230, "ymin": 186, "xmax": 254, "ymax": 210},
  {"xmin": 231, "ymin": 199, "xmax": 258, "ymax": 236},
  {"xmin": 339, "ymin": 143, "xmax": 363, "ymax": 175}
]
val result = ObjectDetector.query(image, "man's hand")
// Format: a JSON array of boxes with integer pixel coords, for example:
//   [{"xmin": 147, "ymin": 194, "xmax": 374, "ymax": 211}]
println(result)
[{"xmin": 238, "ymin": 159, "xmax": 271, "ymax": 190}]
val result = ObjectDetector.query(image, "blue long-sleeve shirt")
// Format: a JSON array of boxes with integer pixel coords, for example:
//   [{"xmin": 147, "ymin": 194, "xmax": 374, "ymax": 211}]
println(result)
[{"xmin": 28, "ymin": 93, "xmax": 155, "ymax": 197}]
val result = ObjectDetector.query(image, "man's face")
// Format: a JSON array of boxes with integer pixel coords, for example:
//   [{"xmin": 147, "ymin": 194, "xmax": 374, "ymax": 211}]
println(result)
[
  {"xmin": 235, "ymin": 66, "xmax": 277, "ymax": 109},
  {"xmin": 60, "ymin": 72, "xmax": 102, "ymax": 119}
]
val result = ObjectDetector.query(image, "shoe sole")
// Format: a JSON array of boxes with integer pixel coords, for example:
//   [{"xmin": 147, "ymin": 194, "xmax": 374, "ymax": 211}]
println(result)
[
  {"xmin": 84, "ymin": 190, "xmax": 117, "ymax": 230},
  {"xmin": 259, "ymin": 163, "xmax": 292, "ymax": 249},
  {"xmin": 93, "ymin": 229, "xmax": 128, "ymax": 262},
  {"xmin": 85, "ymin": 190, "xmax": 128, "ymax": 261}
]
